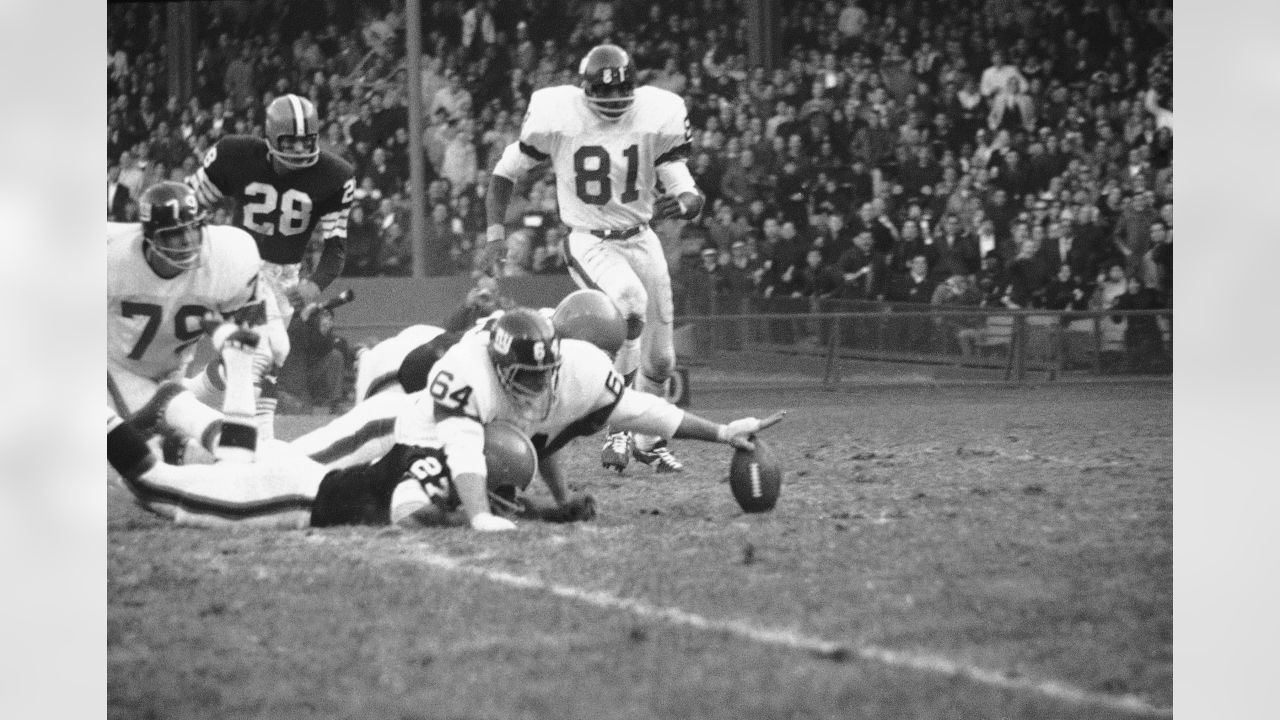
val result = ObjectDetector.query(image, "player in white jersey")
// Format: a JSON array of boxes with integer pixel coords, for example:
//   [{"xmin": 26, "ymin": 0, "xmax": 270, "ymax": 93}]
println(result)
[
  {"xmin": 108, "ymin": 181, "xmax": 267, "ymax": 459},
  {"xmin": 484, "ymin": 43, "xmax": 706, "ymax": 476},
  {"xmin": 106, "ymin": 306, "xmax": 781, "ymax": 532},
  {"xmin": 354, "ymin": 324, "xmax": 449, "ymax": 403},
  {"xmin": 393, "ymin": 308, "xmax": 780, "ymax": 531}
]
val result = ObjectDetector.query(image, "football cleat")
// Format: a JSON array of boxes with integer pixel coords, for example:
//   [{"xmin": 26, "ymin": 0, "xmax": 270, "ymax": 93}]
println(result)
[
  {"xmin": 601, "ymin": 431, "xmax": 632, "ymax": 473},
  {"xmin": 633, "ymin": 440, "xmax": 685, "ymax": 474}
]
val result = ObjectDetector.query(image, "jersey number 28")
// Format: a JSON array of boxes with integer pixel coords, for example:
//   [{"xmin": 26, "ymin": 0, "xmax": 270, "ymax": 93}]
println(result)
[{"xmin": 574, "ymin": 144, "xmax": 640, "ymax": 206}]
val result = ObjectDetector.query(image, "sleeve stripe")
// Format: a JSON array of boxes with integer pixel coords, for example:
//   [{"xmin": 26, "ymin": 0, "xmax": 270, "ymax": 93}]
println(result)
[
  {"xmin": 655, "ymin": 143, "xmax": 692, "ymax": 167},
  {"xmin": 320, "ymin": 208, "xmax": 349, "ymax": 239},
  {"xmin": 519, "ymin": 141, "xmax": 549, "ymax": 162},
  {"xmin": 188, "ymin": 169, "xmax": 224, "ymax": 206}
]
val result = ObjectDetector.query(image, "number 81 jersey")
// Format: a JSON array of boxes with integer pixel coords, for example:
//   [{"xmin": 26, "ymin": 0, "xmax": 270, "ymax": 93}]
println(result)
[
  {"xmin": 107, "ymin": 221, "xmax": 263, "ymax": 379},
  {"xmin": 187, "ymin": 135, "xmax": 355, "ymax": 265},
  {"xmin": 521, "ymin": 85, "xmax": 692, "ymax": 230}
]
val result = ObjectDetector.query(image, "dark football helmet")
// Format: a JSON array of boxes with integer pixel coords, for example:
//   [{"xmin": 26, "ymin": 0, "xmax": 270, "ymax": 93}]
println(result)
[
  {"xmin": 264, "ymin": 93, "xmax": 320, "ymax": 169},
  {"xmin": 578, "ymin": 44, "xmax": 636, "ymax": 120},
  {"xmin": 139, "ymin": 181, "xmax": 206, "ymax": 270},
  {"xmin": 488, "ymin": 308, "xmax": 561, "ymax": 419},
  {"xmin": 552, "ymin": 289, "xmax": 626, "ymax": 358}
]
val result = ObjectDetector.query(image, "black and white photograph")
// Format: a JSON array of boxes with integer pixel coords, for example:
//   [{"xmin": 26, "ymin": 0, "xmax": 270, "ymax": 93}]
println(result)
[{"xmin": 82, "ymin": 0, "xmax": 1260, "ymax": 717}]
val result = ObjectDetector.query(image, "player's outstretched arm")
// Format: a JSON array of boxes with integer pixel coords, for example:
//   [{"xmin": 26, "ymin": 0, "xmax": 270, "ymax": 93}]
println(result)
[
  {"xmin": 484, "ymin": 172, "xmax": 515, "ymax": 273},
  {"xmin": 672, "ymin": 410, "xmax": 786, "ymax": 451}
]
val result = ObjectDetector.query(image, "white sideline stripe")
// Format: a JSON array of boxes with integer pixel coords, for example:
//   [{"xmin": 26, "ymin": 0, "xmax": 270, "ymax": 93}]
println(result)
[{"xmin": 414, "ymin": 550, "xmax": 1172, "ymax": 718}]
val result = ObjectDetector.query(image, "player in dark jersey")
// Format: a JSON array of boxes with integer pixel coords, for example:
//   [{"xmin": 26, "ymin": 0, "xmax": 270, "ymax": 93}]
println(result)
[{"xmin": 185, "ymin": 93, "xmax": 355, "ymax": 442}]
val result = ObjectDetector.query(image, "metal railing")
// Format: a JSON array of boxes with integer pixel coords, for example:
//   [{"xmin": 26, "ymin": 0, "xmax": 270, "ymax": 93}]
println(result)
[{"xmin": 673, "ymin": 296, "xmax": 1172, "ymax": 384}]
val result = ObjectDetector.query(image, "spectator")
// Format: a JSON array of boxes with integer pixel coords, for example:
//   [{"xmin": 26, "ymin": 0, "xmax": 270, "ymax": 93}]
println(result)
[
  {"xmin": 1089, "ymin": 261, "xmax": 1129, "ymax": 311},
  {"xmin": 886, "ymin": 254, "xmax": 938, "ymax": 353},
  {"xmin": 932, "ymin": 273, "xmax": 983, "ymax": 358},
  {"xmin": 278, "ymin": 306, "xmax": 355, "ymax": 415},
  {"xmin": 431, "ymin": 69, "xmax": 473, "ymax": 123},
  {"xmin": 1110, "ymin": 275, "xmax": 1168, "ymax": 373},
  {"xmin": 980, "ymin": 50, "xmax": 1028, "ymax": 100},
  {"xmin": 1043, "ymin": 263, "xmax": 1090, "ymax": 313},
  {"xmin": 1003, "ymin": 229, "xmax": 1052, "ymax": 308},
  {"xmin": 1111, "ymin": 190, "xmax": 1160, "ymax": 281},
  {"xmin": 223, "ymin": 43, "xmax": 256, "ymax": 110},
  {"xmin": 1142, "ymin": 220, "xmax": 1172, "ymax": 302},
  {"xmin": 107, "ymin": 162, "xmax": 132, "ymax": 221},
  {"xmin": 974, "ymin": 251, "xmax": 1008, "ymax": 308},
  {"xmin": 440, "ymin": 123, "xmax": 479, "ymax": 194},
  {"xmin": 934, "ymin": 212, "xmax": 981, "ymax": 279}
]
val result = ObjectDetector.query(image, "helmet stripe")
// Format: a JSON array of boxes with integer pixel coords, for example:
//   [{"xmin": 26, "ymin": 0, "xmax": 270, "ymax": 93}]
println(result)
[{"xmin": 288, "ymin": 94, "xmax": 306, "ymax": 136}]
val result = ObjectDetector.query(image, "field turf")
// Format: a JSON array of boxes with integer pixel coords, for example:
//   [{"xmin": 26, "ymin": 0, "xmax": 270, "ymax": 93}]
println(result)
[{"xmin": 109, "ymin": 381, "xmax": 1172, "ymax": 719}]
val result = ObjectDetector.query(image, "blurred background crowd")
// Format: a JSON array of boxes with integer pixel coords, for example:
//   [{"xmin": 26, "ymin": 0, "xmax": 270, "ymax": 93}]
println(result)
[{"xmin": 108, "ymin": 0, "xmax": 1172, "ymax": 318}]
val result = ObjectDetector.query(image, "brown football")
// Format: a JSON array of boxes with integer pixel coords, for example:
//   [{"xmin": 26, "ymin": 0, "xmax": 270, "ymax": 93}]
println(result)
[{"xmin": 729, "ymin": 437, "xmax": 782, "ymax": 513}]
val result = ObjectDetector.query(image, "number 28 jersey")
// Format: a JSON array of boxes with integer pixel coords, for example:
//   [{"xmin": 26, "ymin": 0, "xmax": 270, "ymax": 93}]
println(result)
[
  {"xmin": 520, "ymin": 85, "xmax": 692, "ymax": 231},
  {"xmin": 186, "ymin": 136, "xmax": 355, "ymax": 265},
  {"xmin": 107, "ymin": 222, "xmax": 263, "ymax": 379}
]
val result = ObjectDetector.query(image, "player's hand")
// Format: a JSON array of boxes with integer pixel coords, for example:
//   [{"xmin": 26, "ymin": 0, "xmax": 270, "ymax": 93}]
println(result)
[
  {"xmin": 296, "ymin": 279, "xmax": 321, "ymax": 306},
  {"xmin": 470, "ymin": 512, "xmax": 517, "ymax": 532},
  {"xmin": 719, "ymin": 411, "xmax": 787, "ymax": 450},
  {"xmin": 653, "ymin": 194, "xmax": 687, "ymax": 221},
  {"xmin": 541, "ymin": 494, "xmax": 597, "ymax": 523},
  {"xmin": 209, "ymin": 321, "xmax": 260, "ymax": 353}
]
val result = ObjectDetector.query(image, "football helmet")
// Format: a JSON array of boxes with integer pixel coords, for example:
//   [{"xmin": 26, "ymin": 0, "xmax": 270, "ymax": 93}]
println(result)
[
  {"xmin": 578, "ymin": 44, "xmax": 636, "ymax": 120},
  {"xmin": 488, "ymin": 308, "xmax": 561, "ymax": 420},
  {"xmin": 484, "ymin": 419, "xmax": 537, "ymax": 494},
  {"xmin": 552, "ymin": 289, "xmax": 626, "ymax": 358},
  {"xmin": 139, "ymin": 181, "xmax": 206, "ymax": 270},
  {"xmin": 264, "ymin": 93, "xmax": 320, "ymax": 169}
]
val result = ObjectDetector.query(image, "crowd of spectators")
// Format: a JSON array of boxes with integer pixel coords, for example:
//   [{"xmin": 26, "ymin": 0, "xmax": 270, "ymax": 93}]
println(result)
[{"xmin": 108, "ymin": 0, "xmax": 1173, "ymax": 328}]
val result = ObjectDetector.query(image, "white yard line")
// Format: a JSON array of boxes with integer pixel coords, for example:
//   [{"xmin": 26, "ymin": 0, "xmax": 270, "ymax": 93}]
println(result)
[{"xmin": 413, "ymin": 548, "xmax": 1172, "ymax": 718}]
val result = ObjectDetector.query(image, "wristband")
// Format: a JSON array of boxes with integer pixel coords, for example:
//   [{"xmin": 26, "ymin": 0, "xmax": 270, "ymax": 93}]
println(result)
[
  {"xmin": 715, "ymin": 424, "xmax": 729, "ymax": 443},
  {"xmin": 486, "ymin": 224, "xmax": 505, "ymax": 243}
]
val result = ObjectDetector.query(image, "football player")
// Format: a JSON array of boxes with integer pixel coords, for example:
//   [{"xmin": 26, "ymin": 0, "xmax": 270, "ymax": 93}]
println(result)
[
  {"xmin": 185, "ymin": 93, "xmax": 356, "ymax": 441},
  {"xmin": 107, "ymin": 400, "xmax": 557, "ymax": 530},
  {"xmin": 483, "ymin": 44, "xmax": 705, "ymax": 475},
  {"xmin": 108, "ymin": 181, "xmax": 268, "ymax": 461},
  {"xmin": 392, "ymin": 307, "xmax": 779, "ymax": 531},
  {"xmin": 291, "ymin": 289, "xmax": 626, "ymax": 473}
]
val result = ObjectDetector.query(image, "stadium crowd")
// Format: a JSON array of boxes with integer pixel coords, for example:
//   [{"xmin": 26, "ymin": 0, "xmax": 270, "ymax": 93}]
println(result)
[{"xmin": 108, "ymin": 0, "xmax": 1173, "ymax": 319}]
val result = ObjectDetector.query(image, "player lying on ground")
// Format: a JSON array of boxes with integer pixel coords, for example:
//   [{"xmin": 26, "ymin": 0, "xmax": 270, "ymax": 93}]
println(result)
[
  {"xmin": 290, "ymin": 289, "xmax": 627, "ymax": 473},
  {"xmin": 109, "ymin": 309, "xmax": 780, "ymax": 531},
  {"xmin": 289, "ymin": 298, "xmax": 779, "ymax": 531},
  {"xmin": 108, "ymin": 180, "xmax": 269, "ymax": 462},
  {"xmin": 484, "ymin": 43, "xmax": 705, "ymax": 475},
  {"xmin": 108, "ymin": 325, "xmax": 588, "ymax": 529}
]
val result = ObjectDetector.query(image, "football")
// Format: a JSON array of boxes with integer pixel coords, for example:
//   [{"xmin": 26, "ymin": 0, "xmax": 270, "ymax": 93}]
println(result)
[{"xmin": 729, "ymin": 437, "xmax": 782, "ymax": 513}]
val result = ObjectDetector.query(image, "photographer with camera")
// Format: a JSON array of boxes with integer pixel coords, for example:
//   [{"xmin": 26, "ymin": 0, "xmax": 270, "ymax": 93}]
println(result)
[{"xmin": 278, "ymin": 290, "xmax": 358, "ymax": 415}]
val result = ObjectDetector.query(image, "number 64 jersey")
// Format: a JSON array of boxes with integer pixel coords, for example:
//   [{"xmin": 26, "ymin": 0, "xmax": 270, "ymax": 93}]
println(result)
[
  {"xmin": 393, "ymin": 333, "xmax": 685, "ymax": 480},
  {"xmin": 520, "ymin": 84, "xmax": 692, "ymax": 230},
  {"xmin": 107, "ymin": 221, "xmax": 264, "ymax": 382}
]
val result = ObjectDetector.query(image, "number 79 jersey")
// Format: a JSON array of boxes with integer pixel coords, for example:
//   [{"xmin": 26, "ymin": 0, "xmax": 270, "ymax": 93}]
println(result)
[
  {"xmin": 107, "ymin": 222, "xmax": 264, "ymax": 379},
  {"xmin": 186, "ymin": 135, "xmax": 355, "ymax": 265},
  {"xmin": 520, "ymin": 85, "xmax": 692, "ymax": 231}
]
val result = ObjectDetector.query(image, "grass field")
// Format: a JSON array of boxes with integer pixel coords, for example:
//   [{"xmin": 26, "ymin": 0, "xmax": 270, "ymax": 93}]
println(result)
[{"xmin": 108, "ymin": 381, "xmax": 1172, "ymax": 719}]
